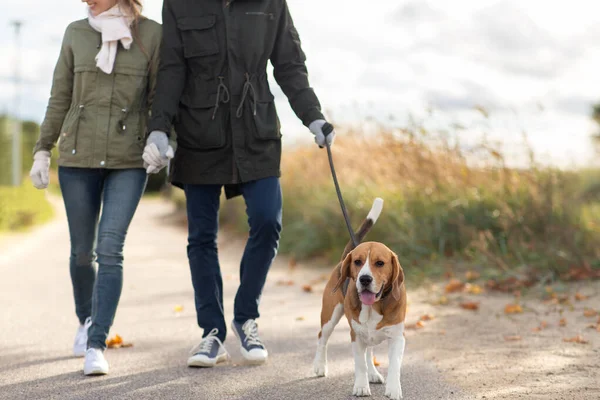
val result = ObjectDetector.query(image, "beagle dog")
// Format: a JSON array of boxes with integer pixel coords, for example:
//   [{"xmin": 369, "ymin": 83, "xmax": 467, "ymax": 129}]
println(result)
[{"xmin": 313, "ymin": 198, "xmax": 406, "ymax": 399}]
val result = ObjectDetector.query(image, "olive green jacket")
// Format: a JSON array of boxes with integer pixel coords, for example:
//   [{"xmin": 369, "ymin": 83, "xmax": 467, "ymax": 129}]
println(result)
[{"xmin": 34, "ymin": 18, "xmax": 170, "ymax": 169}]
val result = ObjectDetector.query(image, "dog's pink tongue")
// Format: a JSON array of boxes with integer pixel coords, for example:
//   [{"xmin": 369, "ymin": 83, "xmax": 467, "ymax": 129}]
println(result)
[{"xmin": 360, "ymin": 291, "xmax": 377, "ymax": 305}]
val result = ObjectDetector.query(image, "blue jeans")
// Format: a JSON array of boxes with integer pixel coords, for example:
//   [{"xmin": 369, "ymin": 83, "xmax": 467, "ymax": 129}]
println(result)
[
  {"xmin": 184, "ymin": 177, "xmax": 282, "ymax": 342},
  {"xmin": 59, "ymin": 167, "xmax": 147, "ymax": 350}
]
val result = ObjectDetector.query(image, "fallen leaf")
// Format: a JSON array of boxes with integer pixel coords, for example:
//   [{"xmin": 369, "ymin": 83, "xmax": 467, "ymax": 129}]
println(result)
[
  {"xmin": 559, "ymin": 318, "xmax": 567, "ymax": 327},
  {"xmin": 288, "ymin": 258, "xmax": 297, "ymax": 270},
  {"xmin": 583, "ymin": 309, "xmax": 598, "ymax": 318},
  {"xmin": 296, "ymin": 316, "xmax": 305, "ymax": 321},
  {"xmin": 406, "ymin": 321, "xmax": 426, "ymax": 330},
  {"xmin": 121, "ymin": 343, "xmax": 134, "ymax": 348},
  {"xmin": 106, "ymin": 334, "xmax": 124, "ymax": 349},
  {"xmin": 173, "ymin": 305, "xmax": 184, "ymax": 313},
  {"xmin": 277, "ymin": 280, "xmax": 295, "ymax": 286},
  {"xmin": 486, "ymin": 276, "xmax": 537, "ymax": 293},
  {"xmin": 420, "ymin": 314, "xmax": 435, "ymax": 321},
  {"xmin": 563, "ymin": 335, "xmax": 589, "ymax": 344},
  {"xmin": 574, "ymin": 293, "xmax": 588, "ymax": 301},
  {"xmin": 532, "ymin": 321, "xmax": 548, "ymax": 332},
  {"xmin": 504, "ymin": 304, "xmax": 523, "ymax": 314},
  {"xmin": 460, "ymin": 302, "xmax": 480, "ymax": 311},
  {"xmin": 465, "ymin": 271, "xmax": 481, "ymax": 281},
  {"xmin": 373, "ymin": 356, "xmax": 380, "ymax": 367},
  {"xmin": 445, "ymin": 279, "xmax": 465, "ymax": 293},
  {"xmin": 435, "ymin": 296, "xmax": 449, "ymax": 305},
  {"xmin": 587, "ymin": 324, "xmax": 598, "ymax": 330},
  {"xmin": 504, "ymin": 335, "xmax": 522, "ymax": 341},
  {"xmin": 302, "ymin": 285, "xmax": 313, "ymax": 293},
  {"xmin": 465, "ymin": 283, "xmax": 484, "ymax": 295}
]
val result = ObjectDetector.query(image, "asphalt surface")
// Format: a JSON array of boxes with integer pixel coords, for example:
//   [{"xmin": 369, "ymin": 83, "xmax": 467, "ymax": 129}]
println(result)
[{"xmin": 0, "ymin": 196, "xmax": 463, "ymax": 400}]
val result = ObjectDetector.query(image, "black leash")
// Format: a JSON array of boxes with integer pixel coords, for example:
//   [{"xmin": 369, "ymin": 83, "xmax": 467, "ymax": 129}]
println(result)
[{"xmin": 322, "ymin": 123, "xmax": 359, "ymax": 248}]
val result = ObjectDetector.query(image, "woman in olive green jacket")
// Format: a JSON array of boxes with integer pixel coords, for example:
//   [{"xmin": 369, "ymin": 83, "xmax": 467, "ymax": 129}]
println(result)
[{"xmin": 29, "ymin": 0, "xmax": 168, "ymax": 376}]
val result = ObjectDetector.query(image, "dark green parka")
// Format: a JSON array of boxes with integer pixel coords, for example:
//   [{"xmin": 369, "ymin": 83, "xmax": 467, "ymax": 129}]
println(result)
[{"xmin": 149, "ymin": 0, "xmax": 325, "ymax": 194}]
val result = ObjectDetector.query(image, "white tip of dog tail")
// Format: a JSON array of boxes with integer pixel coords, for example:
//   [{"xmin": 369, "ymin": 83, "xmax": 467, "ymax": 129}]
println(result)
[{"xmin": 367, "ymin": 197, "xmax": 384, "ymax": 223}]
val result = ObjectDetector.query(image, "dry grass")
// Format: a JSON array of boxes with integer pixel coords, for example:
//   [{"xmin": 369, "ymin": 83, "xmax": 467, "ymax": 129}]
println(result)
[{"xmin": 177, "ymin": 125, "xmax": 600, "ymax": 280}]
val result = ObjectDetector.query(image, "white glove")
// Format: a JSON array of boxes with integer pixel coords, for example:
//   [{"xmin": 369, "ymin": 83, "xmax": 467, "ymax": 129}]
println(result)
[
  {"xmin": 309, "ymin": 119, "xmax": 336, "ymax": 148},
  {"xmin": 142, "ymin": 131, "xmax": 174, "ymax": 174},
  {"xmin": 29, "ymin": 151, "xmax": 51, "ymax": 189}
]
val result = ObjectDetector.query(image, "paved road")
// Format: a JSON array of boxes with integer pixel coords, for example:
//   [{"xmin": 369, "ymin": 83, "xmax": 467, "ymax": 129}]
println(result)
[{"xmin": 0, "ymin": 196, "xmax": 462, "ymax": 400}]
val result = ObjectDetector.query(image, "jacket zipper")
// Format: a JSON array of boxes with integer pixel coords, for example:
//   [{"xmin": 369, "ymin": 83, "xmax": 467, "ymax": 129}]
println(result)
[
  {"xmin": 245, "ymin": 12, "xmax": 274, "ymax": 20},
  {"xmin": 223, "ymin": 0, "xmax": 238, "ymax": 184}
]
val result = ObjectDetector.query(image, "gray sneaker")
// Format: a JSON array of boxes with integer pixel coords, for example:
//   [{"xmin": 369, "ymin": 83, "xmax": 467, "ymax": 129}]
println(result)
[
  {"xmin": 231, "ymin": 319, "xmax": 268, "ymax": 364},
  {"xmin": 187, "ymin": 328, "xmax": 228, "ymax": 368}
]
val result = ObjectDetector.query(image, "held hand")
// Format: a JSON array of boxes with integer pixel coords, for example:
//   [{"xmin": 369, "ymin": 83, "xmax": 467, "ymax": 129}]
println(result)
[
  {"xmin": 309, "ymin": 119, "xmax": 336, "ymax": 148},
  {"xmin": 142, "ymin": 131, "xmax": 174, "ymax": 174},
  {"xmin": 29, "ymin": 151, "xmax": 51, "ymax": 189}
]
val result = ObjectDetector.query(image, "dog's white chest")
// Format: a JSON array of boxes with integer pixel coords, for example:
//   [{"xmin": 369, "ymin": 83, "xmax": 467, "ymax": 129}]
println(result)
[{"xmin": 351, "ymin": 306, "xmax": 388, "ymax": 346}]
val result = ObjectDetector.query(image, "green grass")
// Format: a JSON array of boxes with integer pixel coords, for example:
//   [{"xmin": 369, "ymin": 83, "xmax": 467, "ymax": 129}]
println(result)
[{"xmin": 0, "ymin": 184, "xmax": 54, "ymax": 231}]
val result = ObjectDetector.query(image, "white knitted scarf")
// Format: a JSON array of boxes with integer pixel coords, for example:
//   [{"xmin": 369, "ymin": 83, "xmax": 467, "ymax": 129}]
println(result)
[{"xmin": 88, "ymin": 4, "xmax": 134, "ymax": 74}]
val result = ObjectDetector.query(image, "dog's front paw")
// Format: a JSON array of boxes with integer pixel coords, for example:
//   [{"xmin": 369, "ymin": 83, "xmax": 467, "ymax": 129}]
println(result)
[
  {"xmin": 385, "ymin": 383, "xmax": 403, "ymax": 399},
  {"xmin": 369, "ymin": 369, "xmax": 385, "ymax": 384},
  {"xmin": 353, "ymin": 383, "xmax": 371, "ymax": 397},
  {"xmin": 313, "ymin": 360, "xmax": 327, "ymax": 377}
]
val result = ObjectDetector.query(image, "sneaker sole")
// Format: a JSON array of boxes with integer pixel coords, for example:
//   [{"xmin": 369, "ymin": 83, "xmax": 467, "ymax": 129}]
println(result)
[
  {"xmin": 231, "ymin": 323, "xmax": 268, "ymax": 365},
  {"xmin": 84, "ymin": 368, "xmax": 108, "ymax": 376},
  {"xmin": 187, "ymin": 353, "xmax": 228, "ymax": 368}
]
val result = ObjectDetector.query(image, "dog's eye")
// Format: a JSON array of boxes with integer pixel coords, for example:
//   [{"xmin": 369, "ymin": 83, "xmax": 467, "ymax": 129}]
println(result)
[
  {"xmin": 375, "ymin": 261, "xmax": 385, "ymax": 267},
  {"xmin": 354, "ymin": 259, "xmax": 363, "ymax": 267}
]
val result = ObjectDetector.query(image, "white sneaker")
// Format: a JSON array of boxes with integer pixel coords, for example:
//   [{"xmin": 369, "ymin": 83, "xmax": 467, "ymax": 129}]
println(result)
[
  {"xmin": 73, "ymin": 317, "xmax": 92, "ymax": 357},
  {"xmin": 84, "ymin": 348, "xmax": 109, "ymax": 376}
]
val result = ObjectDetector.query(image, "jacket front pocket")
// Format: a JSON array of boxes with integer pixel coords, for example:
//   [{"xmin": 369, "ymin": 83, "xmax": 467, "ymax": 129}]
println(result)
[
  {"xmin": 58, "ymin": 105, "xmax": 85, "ymax": 156},
  {"xmin": 250, "ymin": 101, "xmax": 281, "ymax": 141},
  {"xmin": 177, "ymin": 95, "xmax": 227, "ymax": 151},
  {"xmin": 177, "ymin": 15, "xmax": 219, "ymax": 58},
  {"xmin": 108, "ymin": 110, "xmax": 145, "ymax": 163}
]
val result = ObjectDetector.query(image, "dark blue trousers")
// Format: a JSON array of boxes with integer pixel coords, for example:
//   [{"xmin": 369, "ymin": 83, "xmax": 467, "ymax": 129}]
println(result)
[{"xmin": 184, "ymin": 177, "xmax": 282, "ymax": 342}]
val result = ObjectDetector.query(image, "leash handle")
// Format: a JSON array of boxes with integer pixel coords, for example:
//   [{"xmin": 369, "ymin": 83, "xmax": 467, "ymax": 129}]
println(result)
[
  {"xmin": 322, "ymin": 122, "xmax": 359, "ymax": 248},
  {"xmin": 322, "ymin": 122, "xmax": 334, "ymax": 137}
]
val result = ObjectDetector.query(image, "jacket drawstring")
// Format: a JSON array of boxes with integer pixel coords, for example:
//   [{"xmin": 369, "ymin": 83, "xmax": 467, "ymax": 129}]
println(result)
[
  {"xmin": 236, "ymin": 72, "xmax": 257, "ymax": 118},
  {"xmin": 212, "ymin": 76, "xmax": 231, "ymax": 120}
]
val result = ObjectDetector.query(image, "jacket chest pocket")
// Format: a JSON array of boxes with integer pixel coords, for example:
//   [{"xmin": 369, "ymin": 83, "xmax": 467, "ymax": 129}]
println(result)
[{"xmin": 177, "ymin": 15, "xmax": 219, "ymax": 58}]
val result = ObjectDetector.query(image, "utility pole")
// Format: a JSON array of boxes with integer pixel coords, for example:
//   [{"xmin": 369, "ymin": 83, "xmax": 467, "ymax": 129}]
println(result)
[{"xmin": 11, "ymin": 20, "xmax": 23, "ymax": 186}]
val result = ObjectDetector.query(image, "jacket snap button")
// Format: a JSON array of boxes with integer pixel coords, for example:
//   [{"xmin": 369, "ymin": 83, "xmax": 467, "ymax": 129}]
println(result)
[
  {"xmin": 100, "ymin": 161, "xmax": 105, "ymax": 166},
  {"xmin": 72, "ymin": 149, "xmax": 76, "ymax": 155}
]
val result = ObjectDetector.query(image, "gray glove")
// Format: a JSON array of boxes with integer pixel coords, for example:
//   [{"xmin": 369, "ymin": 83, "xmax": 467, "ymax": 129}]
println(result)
[
  {"xmin": 309, "ymin": 119, "xmax": 336, "ymax": 147},
  {"xmin": 143, "ymin": 131, "xmax": 174, "ymax": 174}
]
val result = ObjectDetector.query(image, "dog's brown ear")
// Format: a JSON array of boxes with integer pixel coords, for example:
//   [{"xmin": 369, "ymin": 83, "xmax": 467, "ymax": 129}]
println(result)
[
  {"xmin": 390, "ymin": 252, "xmax": 404, "ymax": 301},
  {"xmin": 332, "ymin": 251, "xmax": 352, "ymax": 294}
]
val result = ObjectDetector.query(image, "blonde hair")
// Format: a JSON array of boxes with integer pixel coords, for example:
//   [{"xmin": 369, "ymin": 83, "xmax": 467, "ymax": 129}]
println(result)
[{"xmin": 120, "ymin": 0, "xmax": 147, "ymax": 58}]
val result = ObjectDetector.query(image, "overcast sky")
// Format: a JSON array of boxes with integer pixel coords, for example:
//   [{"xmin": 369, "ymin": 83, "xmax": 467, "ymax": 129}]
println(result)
[{"xmin": 1, "ymin": 0, "xmax": 598, "ymax": 166}]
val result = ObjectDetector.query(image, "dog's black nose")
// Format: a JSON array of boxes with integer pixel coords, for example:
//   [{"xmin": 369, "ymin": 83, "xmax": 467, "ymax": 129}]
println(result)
[{"xmin": 359, "ymin": 275, "xmax": 373, "ymax": 286}]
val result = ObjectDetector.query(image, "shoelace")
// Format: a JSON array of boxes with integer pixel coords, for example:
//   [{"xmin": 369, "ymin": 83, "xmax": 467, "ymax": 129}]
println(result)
[
  {"xmin": 235, "ymin": 73, "xmax": 257, "ymax": 118},
  {"xmin": 212, "ymin": 76, "xmax": 231, "ymax": 120},
  {"xmin": 189, "ymin": 328, "xmax": 229, "ymax": 359},
  {"xmin": 241, "ymin": 320, "xmax": 263, "ymax": 347}
]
